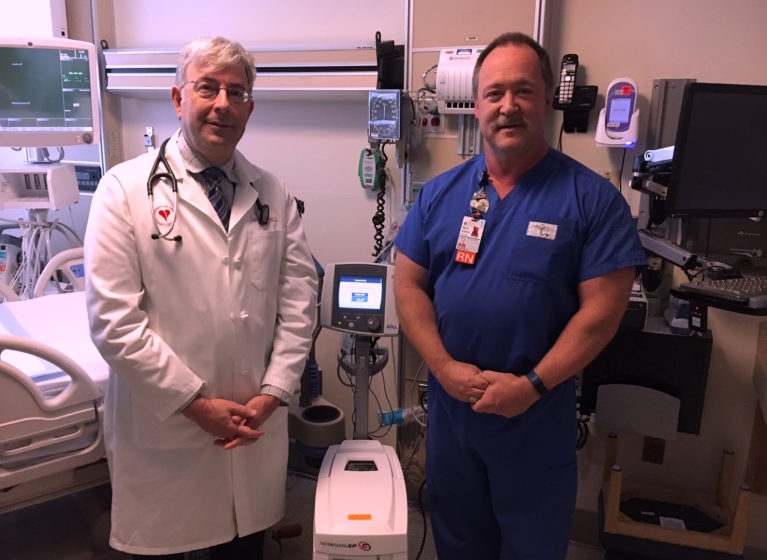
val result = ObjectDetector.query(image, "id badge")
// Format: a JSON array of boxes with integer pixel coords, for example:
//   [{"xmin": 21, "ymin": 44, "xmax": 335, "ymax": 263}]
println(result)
[{"xmin": 455, "ymin": 216, "xmax": 485, "ymax": 265}]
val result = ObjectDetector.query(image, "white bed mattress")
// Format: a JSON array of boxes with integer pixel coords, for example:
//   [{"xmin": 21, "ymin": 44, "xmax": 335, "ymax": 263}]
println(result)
[{"xmin": 0, "ymin": 291, "xmax": 108, "ymax": 394}]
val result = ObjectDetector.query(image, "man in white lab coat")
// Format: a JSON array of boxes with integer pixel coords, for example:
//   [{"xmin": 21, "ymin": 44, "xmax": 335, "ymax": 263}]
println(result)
[{"xmin": 84, "ymin": 36, "xmax": 318, "ymax": 559}]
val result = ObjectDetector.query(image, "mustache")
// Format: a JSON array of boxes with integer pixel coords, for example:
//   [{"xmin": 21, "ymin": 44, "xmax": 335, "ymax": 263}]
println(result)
[{"xmin": 493, "ymin": 116, "xmax": 524, "ymax": 130}]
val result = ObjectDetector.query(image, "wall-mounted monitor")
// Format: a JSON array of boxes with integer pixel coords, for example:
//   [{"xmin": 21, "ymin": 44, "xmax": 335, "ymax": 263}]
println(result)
[
  {"xmin": 0, "ymin": 37, "xmax": 100, "ymax": 148},
  {"xmin": 666, "ymin": 82, "xmax": 767, "ymax": 218}
]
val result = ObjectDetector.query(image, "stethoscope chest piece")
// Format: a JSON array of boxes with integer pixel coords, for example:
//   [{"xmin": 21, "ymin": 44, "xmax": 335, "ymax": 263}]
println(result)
[{"xmin": 147, "ymin": 138, "xmax": 182, "ymax": 242}]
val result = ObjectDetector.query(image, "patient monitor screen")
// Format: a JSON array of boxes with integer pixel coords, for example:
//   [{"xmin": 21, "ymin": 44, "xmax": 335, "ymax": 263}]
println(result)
[
  {"xmin": 337, "ymin": 276, "xmax": 383, "ymax": 311},
  {"xmin": 0, "ymin": 40, "xmax": 98, "ymax": 146}
]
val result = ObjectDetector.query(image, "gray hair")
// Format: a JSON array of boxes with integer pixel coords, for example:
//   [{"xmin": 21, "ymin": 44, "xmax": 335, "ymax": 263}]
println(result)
[
  {"xmin": 472, "ymin": 32, "xmax": 553, "ymax": 98},
  {"xmin": 175, "ymin": 36, "xmax": 255, "ymax": 89}
]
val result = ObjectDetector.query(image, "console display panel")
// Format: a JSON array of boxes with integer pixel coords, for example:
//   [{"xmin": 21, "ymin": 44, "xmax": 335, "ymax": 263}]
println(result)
[
  {"xmin": 337, "ymin": 275, "xmax": 383, "ymax": 311},
  {"xmin": 0, "ymin": 37, "xmax": 100, "ymax": 147},
  {"xmin": 667, "ymin": 82, "xmax": 767, "ymax": 218},
  {"xmin": 608, "ymin": 97, "xmax": 632, "ymax": 125}
]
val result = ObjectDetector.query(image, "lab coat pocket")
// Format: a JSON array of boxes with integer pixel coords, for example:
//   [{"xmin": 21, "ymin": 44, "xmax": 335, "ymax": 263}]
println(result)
[
  {"xmin": 507, "ymin": 216, "xmax": 576, "ymax": 284},
  {"xmin": 248, "ymin": 229, "xmax": 284, "ymax": 291},
  {"xmin": 131, "ymin": 401, "xmax": 206, "ymax": 450}
]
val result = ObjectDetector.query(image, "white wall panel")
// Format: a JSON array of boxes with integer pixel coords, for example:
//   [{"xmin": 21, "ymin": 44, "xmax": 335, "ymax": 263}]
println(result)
[{"xmin": 111, "ymin": 0, "xmax": 407, "ymax": 49}]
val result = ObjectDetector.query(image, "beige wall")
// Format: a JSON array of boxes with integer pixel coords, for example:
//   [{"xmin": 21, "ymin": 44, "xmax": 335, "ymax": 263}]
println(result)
[
  {"xmin": 110, "ymin": 0, "xmax": 407, "ymax": 49},
  {"xmin": 546, "ymin": 0, "xmax": 767, "ymax": 212},
  {"xmin": 546, "ymin": 0, "xmax": 767, "ymax": 549}
]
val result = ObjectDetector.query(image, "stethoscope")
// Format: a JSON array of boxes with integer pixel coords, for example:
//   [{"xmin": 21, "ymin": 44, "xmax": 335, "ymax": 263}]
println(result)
[{"xmin": 147, "ymin": 138, "xmax": 270, "ymax": 243}]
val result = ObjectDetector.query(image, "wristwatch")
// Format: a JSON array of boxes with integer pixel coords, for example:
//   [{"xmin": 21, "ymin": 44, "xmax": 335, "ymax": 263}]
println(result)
[{"xmin": 525, "ymin": 370, "xmax": 548, "ymax": 396}]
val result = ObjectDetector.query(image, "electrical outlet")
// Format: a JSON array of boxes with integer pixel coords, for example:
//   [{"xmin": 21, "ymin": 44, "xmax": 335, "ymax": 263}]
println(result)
[
  {"xmin": 143, "ymin": 126, "xmax": 155, "ymax": 150},
  {"xmin": 641, "ymin": 436, "xmax": 666, "ymax": 464},
  {"xmin": 406, "ymin": 181, "xmax": 425, "ymax": 210},
  {"xmin": 600, "ymin": 169, "xmax": 618, "ymax": 188},
  {"xmin": 419, "ymin": 113, "xmax": 445, "ymax": 134}
]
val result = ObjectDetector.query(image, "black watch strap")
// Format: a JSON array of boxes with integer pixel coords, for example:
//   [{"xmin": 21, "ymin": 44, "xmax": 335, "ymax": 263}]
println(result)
[{"xmin": 526, "ymin": 370, "xmax": 548, "ymax": 396}]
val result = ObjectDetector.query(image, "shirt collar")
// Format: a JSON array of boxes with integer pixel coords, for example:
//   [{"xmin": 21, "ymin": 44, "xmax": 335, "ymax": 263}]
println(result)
[{"xmin": 177, "ymin": 131, "xmax": 237, "ymax": 183}]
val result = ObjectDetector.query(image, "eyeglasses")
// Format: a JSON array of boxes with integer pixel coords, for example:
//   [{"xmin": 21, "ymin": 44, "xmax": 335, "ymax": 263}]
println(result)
[{"xmin": 184, "ymin": 80, "xmax": 253, "ymax": 104}]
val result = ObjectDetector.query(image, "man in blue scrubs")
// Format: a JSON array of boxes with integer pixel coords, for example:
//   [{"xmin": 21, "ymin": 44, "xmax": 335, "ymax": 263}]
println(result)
[{"xmin": 394, "ymin": 32, "xmax": 647, "ymax": 559}]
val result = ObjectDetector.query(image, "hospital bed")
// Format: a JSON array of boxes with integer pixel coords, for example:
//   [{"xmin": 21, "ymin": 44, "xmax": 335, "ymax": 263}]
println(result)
[
  {"xmin": 0, "ymin": 291, "xmax": 109, "ymax": 514},
  {"xmin": 32, "ymin": 247, "xmax": 86, "ymax": 298}
]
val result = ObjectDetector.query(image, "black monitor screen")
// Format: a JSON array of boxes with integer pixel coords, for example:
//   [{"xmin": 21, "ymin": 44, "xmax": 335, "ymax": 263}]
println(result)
[{"xmin": 667, "ymin": 83, "xmax": 767, "ymax": 218}]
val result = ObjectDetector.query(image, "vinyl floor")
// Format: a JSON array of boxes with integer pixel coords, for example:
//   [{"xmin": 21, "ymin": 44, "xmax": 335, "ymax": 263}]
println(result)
[{"xmin": 0, "ymin": 475, "xmax": 608, "ymax": 560}]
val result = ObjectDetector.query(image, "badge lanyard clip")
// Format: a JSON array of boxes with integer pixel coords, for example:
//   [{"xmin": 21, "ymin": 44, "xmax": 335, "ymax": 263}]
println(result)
[
  {"xmin": 456, "ymin": 169, "xmax": 490, "ymax": 266},
  {"xmin": 470, "ymin": 169, "xmax": 490, "ymax": 219}
]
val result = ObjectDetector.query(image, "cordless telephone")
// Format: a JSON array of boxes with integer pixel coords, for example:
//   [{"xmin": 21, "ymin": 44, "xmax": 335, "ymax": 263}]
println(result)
[
  {"xmin": 551, "ymin": 52, "xmax": 595, "ymax": 134},
  {"xmin": 557, "ymin": 54, "xmax": 579, "ymax": 105}
]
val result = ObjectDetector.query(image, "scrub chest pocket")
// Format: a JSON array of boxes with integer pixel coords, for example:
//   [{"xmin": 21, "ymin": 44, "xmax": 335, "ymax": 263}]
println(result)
[{"xmin": 506, "ymin": 216, "xmax": 577, "ymax": 285}]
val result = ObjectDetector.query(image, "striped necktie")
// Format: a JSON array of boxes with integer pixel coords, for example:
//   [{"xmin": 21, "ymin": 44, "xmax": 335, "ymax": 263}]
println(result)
[{"xmin": 200, "ymin": 167, "xmax": 231, "ymax": 231}]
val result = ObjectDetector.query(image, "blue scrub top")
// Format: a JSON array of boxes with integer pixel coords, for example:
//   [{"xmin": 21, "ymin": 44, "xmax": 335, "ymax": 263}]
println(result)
[{"xmin": 395, "ymin": 149, "xmax": 647, "ymax": 375}]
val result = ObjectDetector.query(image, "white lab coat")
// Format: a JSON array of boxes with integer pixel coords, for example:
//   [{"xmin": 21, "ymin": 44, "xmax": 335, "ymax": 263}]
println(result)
[{"xmin": 84, "ymin": 132, "xmax": 318, "ymax": 555}]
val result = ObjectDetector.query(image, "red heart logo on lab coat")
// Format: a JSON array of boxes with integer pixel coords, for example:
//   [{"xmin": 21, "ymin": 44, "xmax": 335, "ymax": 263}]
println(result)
[{"xmin": 158, "ymin": 209, "xmax": 171, "ymax": 220}]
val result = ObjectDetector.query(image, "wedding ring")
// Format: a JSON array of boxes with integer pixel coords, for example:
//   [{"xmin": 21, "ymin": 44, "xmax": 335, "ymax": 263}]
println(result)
[{"xmin": 468, "ymin": 396, "xmax": 477, "ymax": 404}]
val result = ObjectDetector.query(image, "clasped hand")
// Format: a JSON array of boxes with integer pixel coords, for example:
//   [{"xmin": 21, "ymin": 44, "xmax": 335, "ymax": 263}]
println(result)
[
  {"xmin": 436, "ymin": 360, "xmax": 489, "ymax": 405},
  {"xmin": 471, "ymin": 370, "xmax": 540, "ymax": 418},
  {"xmin": 182, "ymin": 394, "xmax": 280, "ymax": 450},
  {"xmin": 437, "ymin": 360, "xmax": 540, "ymax": 418}
]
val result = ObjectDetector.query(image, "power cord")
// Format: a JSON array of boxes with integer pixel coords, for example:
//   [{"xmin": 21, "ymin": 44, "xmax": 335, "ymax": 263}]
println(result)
[
  {"xmin": 337, "ymin": 336, "xmax": 389, "ymax": 437},
  {"xmin": 0, "ymin": 211, "xmax": 83, "ymax": 299},
  {"xmin": 618, "ymin": 147, "xmax": 628, "ymax": 192},
  {"xmin": 368, "ymin": 337, "xmax": 395, "ymax": 439},
  {"xmin": 415, "ymin": 479, "xmax": 428, "ymax": 560},
  {"xmin": 371, "ymin": 144, "xmax": 389, "ymax": 258}
]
